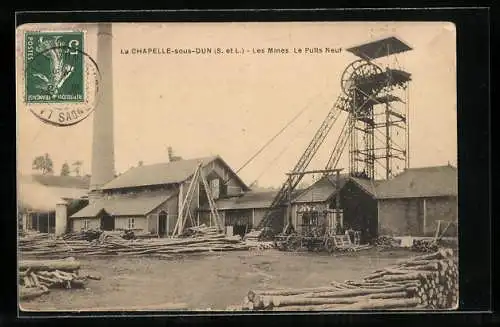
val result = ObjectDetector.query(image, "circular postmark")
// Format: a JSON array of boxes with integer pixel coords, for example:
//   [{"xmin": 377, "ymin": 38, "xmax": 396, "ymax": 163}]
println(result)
[{"xmin": 24, "ymin": 41, "xmax": 101, "ymax": 127}]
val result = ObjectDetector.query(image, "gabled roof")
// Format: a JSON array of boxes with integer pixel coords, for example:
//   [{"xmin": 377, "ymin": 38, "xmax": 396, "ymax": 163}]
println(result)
[
  {"xmin": 211, "ymin": 190, "xmax": 278, "ymax": 210},
  {"xmin": 70, "ymin": 191, "xmax": 176, "ymax": 218},
  {"xmin": 350, "ymin": 177, "xmax": 384, "ymax": 198},
  {"xmin": 292, "ymin": 174, "xmax": 350, "ymax": 204},
  {"xmin": 375, "ymin": 165, "xmax": 457, "ymax": 199},
  {"xmin": 200, "ymin": 189, "xmax": 304, "ymax": 211},
  {"xmin": 101, "ymin": 155, "xmax": 249, "ymax": 191}
]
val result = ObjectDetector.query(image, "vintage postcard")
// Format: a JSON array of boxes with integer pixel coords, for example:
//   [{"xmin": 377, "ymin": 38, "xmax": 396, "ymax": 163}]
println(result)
[{"xmin": 16, "ymin": 21, "xmax": 458, "ymax": 312}]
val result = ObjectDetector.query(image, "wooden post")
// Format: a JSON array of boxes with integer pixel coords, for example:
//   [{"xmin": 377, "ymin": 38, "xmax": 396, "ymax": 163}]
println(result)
[
  {"xmin": 197, "ymin": 181, "xmax": 200, "ymax": 226},
  {"xmin": 178, "ymin": 182, "xmax": 184, "ymax": 220},
  {"xmin": 157, "ymin": 213, "xmax": 160, "ymax": 238},
  {"xmin": 423, "ymin": 198, "xmax": 427, "ymax": 235},
  {"xmin": 385, "ymin": 102, "xmax": 390, "ymax": 179},
  {"xmin": 287, "ymin": 175, "xmax": 293, "ymax": 229},
  {"xmin": 167, "ymin": 214, "xmax": 170, "ymax": 237},
  {"xmin": 336, "ymin": 170, "xmax": 341, "ymax": 228},
  {"xmin": 252, "ymin": 209, "xmax": 255, "ymax": 227}
]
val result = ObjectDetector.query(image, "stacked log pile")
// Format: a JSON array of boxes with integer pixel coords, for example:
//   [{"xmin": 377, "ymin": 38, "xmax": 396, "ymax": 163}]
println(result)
[
  {"xmin": 180, "ymin": 224, "xmax": 220, "ymax": 237},
  {"xmin": 19, "ymin": 257, "xmax": 100, "ymax": 301},
  {"xmin": 374, "ymin": 236, "xmax": 401, "ymax": 249},
  {"xmin": 338, "ymin": 244, "xmax": 373, "ymax": 253},
  {"xmin": 364, "ymin": 248, "xmax": 458, "ymax": 309},
  {"xmin": 246, "ymin": 241, "xmax": 275, "ymax": 251},
  {"xmin": 62, "ymin": 229, "xmax": 103, "ymax": 242},
  {"xmin": 19, "ymin": 230, "xmax": 272, "ymax": 258},
  {"xmin": 411, "ymin": 239, "xmax": 439, "ymax": 253},
  {"xmin": 236, "ymin": 248, "xmax": 458, "ymax": 311},
  {"xmin": 243, "ymin": 230, "xmax": 262, "ymax": 242}
]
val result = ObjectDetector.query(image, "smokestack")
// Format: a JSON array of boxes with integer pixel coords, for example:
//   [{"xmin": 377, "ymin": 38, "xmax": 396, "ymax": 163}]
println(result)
[{"xmin": 90, "ymin": 23, "xmax": 115, "ymax": 191}]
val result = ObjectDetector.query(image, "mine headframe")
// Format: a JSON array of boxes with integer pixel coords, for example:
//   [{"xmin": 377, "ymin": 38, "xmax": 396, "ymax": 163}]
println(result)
[
  {"xmin": 341, "ymin": 36, "xmax": 413, "ymax": 180},
  {"xmin": 256, "ymin": 36, "xmax": 413, "ymax": 237}
]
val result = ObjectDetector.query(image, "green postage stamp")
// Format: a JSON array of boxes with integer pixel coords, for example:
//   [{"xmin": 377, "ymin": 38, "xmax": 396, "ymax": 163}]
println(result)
[
  {"xmin": 20, "ymin": 28, "xmax": 100, "ymax": 126},
  {"xmin": 24, "ymin": 32, "xmax": 85, "ymax": 103}
]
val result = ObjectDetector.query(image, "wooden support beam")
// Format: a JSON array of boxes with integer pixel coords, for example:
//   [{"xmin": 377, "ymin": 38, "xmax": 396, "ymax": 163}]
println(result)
[
  {"xmin": 423, "ymin": 199, "xmax": 427, "ymax": 235},
  {"xmin": 286, "ymin": 168, "xmax": 344, "ymax": 176}
]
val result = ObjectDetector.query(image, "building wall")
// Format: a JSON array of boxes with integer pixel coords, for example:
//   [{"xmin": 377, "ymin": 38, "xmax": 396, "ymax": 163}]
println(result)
[
  {"xmin": 252, "ymin": 208, "xmax": 268, "ymax": 228},
  {"xmin": 114, "ymin": 216, "xmax": 148, "ymax": 231},
  {"xmin": 199, "ymin": 207, "xmax": 270, "ymax": 231},
  {"xmin": 224, "ymin": 209, "xmax": 252, "ymax": 226},
  {"xmin": 197, "ymin": 210, "xmax": 226, "ymax": 228},
  {"xmin": 72, "ymin": 217, "xmax": 101, "ymax": 231},
  {"xmin": 202, "ymin": 160, "xmax": 243, "ymax": 197},
  {"xmin": 378, "ymin": 198, "xmax": 423, "ymax": 236},
  {"xmin": 423, "ymin": 196, "xmax": 458, "ymax": 237},
  {"xmin": 25, "ymin": 211, "xmax": 56, "ymax": 233},
  {"xmin": 147, "ymin": 195, "xmax": 179, "ymax": 235}
]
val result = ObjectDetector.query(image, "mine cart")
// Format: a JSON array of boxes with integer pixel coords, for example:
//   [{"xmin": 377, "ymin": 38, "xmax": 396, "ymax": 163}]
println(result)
[{"xmin": 275, "ymin": 206, "xmax": 346, "ymax": 252}]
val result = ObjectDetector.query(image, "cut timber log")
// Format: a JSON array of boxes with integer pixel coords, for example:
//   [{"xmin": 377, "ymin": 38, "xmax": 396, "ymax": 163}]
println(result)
[
  {"xmin": 19, "ymin": 258, "xmax": 80, "ymax": 272},
  {"xmin": 237, "ymin": 249, "xmax": 458, "ymax": 311},
  {"xmin": 272, "ymin": 296, "xmax": 362, "ymax": 307},
  {"xmin": 19, "ymin": 286, "xmax": 49, "ymax": 301},
  {"xmin": 304, "ymin": 286, "xmax": 406, "ymax": 298},
  {"xmin": 338, "ymin": 298, "xmax": 421, "ymax": 310},
  {"xmin": 248, "ymin": 286, "xmax": 346, "ymax": 298},
  {"xmin": 30, "ymin": 272, "xmax": 40, "ymax": 287}
]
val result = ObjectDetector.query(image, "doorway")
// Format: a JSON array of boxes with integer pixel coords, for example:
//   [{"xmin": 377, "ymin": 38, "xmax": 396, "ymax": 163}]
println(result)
[
  {"xmin": 158, "ymin": 211, "xmax": 168, "ymax": 237},
  {"xmin": 233, "ymin": 222, "xmax": 249, "ymax": 238},
  {"xmin": 100, "ymin": 211, "xmax": 115, "ymax": 231}
]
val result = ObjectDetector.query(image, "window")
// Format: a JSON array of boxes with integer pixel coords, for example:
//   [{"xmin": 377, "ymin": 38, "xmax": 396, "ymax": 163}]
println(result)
[
  {"xmin": 83, "ymin": 219, "xmax": 90, "ymax": 230},
  {"xmin": 210, "ymin": 179, "xmax": 220, "ymax": 199},
  {"xmin": 128, "ymin": 218, "xmax": 135, "ymax": 230}
]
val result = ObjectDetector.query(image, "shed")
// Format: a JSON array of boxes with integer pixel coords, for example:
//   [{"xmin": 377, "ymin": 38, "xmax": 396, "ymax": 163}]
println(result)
[
  {"xmin": 17, "ymin": 174, "xmax": 90, "ymax": 234},
  {"xmin": 291, "ymin": 174, "xmax": 381, "ymax": 243},
  {"xmin": 376, "ymin": 165, "xmax": 458, "ymax": 237}
]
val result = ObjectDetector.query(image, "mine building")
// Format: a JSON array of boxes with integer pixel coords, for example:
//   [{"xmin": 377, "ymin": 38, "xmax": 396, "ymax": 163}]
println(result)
[
  {"xmin": 375, "ymin": 165, "xmax": 458, "ymax": 238},
  {"xmin": 286, "ymin": 164, "xmax": 457, "ymax": 242},
  {"xmin": 198, "ymin": 189, "xmax": 304, "ymax": 238},
  {"xmin": 17, "ymin": 174, "xmax": 90, "ymax": 235},
  {"xmin": 290, "ymin": 174, "xmax": 380, "ymax": 244},
  {"xmin": 70, "ymin": 156, "xmax": 249, "ymax": 236}
]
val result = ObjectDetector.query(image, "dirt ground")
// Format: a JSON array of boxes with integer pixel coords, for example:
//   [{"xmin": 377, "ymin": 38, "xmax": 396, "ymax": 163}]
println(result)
[{"xmin": 20, "ymin": 248, "xmax": 416, "ymax": 311}]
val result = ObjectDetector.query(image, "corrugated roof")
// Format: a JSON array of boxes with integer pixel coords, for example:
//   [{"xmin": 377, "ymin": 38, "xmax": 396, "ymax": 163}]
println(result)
[
  {"xmin": 101, "ymin": 156, "xmax": 249, "ymax": 191},
  {"xmin": 70, "ymin": 191, "xmax": 175, "ymax": 218},
  {"xmin": 292, "ymin": 174, "xmax": 350, "ymax": 204},
  {"xmin": 375, "ymin": 165, "xmax": 457, "ymax": 199}
]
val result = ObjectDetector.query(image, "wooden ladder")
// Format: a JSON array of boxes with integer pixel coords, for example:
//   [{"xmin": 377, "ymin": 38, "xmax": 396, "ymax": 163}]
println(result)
[{"xmin": 172, "ymin": 162, "xmax": 224, "ymax": 237}]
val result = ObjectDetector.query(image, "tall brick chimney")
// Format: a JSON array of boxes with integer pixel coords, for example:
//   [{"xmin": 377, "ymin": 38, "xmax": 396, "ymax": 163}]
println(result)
[{"xmin": 90, "ymin": 23, "xmax": 115, "ymax": 194}]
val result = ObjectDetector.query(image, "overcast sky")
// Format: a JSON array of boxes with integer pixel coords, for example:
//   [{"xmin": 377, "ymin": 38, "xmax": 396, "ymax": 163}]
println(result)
[{"xmin": 17, "ymin": 22, "xmax": 457, "ymax": 188}]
